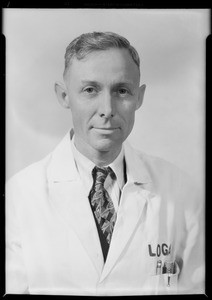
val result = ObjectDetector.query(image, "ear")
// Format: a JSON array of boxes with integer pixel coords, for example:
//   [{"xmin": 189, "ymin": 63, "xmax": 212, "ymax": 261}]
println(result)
[
  {"xmin": 54, "ymin": 82, "xmax": 70, "ymax": 109},
  {"xmin": 136, "ymin": 84, "xmax": 146, "ymax": 110}
]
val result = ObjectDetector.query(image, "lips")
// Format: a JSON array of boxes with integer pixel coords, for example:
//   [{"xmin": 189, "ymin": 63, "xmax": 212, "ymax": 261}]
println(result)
[
  {"xmin": 95, "ymin": 127, "xmax": 118, "ymax": 130},
  {"xmin": 92, "ymin": 126, "xmax": 120, "ymax": 133},
  {"xmin": 92, "ymin": 124, "xmax": 119, "ymax": 130}
]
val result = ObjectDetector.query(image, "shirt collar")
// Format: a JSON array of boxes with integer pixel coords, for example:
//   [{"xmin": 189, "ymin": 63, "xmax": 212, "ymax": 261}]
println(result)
[
  {"xmin": 108, "ymin": 147, "xmax": 124, "ymax": 191},
  {"xmin": 71, "ymin": 135, "xmax": 125, "ymax": 191}
]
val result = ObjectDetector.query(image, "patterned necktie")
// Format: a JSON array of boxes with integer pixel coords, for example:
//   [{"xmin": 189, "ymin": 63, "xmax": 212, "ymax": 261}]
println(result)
[{"xmin": 89, "ymin": 166, "xmax": 117, "ymax": 244}]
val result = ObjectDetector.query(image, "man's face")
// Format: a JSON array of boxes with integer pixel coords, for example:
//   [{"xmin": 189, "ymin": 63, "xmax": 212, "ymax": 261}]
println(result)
[{"xmin": 64, "ymin": 48, "xmax": 145, "ymax": 156}]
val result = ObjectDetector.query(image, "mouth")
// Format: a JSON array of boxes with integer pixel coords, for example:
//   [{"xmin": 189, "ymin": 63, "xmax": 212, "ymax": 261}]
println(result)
[
  {"xmin": 95, "ymin": 127, "xmax": 118, "ymax": 130},
  {"xmin": 92, "ymin": 127, "xmax": 120, "ymax": 133}
]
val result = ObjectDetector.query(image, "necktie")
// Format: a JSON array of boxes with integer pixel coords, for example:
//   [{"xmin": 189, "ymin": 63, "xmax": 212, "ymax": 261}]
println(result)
[{"xmin": 89, "ymin": 166, "xmax": 117, "ymax": 245}]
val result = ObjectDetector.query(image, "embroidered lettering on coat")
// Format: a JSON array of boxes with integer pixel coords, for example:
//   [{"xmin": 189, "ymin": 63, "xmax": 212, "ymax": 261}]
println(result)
[{"xmin": 148, "ymin": 243, "xmax": 171, "ymax": 257}]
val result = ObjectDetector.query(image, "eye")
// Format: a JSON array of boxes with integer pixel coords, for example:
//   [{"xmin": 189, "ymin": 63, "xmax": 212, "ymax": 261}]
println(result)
[
  {"xmin": 118, "ymin": 88, "xmax": 129, "ymax": 96},
  {"xmin": 83, "ymin": 87, "xmax": 97, "ymax": 94}
]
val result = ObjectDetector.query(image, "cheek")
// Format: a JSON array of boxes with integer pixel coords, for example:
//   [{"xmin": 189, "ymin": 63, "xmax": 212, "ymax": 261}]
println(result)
[
  {"xmin": 70, "ymin": 102, "xmax": 95, "ymax": 131},
  {"xmin": 118, "ymin": 102, "xmax": 137, "ymax": 124}
]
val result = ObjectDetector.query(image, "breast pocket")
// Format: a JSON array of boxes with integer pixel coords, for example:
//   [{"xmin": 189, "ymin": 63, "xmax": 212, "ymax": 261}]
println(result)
[{"xmin": 149, "ymin": 261, "xmax": 180, "ymax": 295}]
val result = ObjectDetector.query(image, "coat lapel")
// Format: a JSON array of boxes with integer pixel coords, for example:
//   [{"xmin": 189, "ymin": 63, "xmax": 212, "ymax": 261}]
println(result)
[
  {"xmin": 46, "ymin": 132, "xmax": 104, "ymax": 276},
  {"xmin": 99, "ymin": 142, "xmax": 153, "ymax": 282},
  {"xmin": 99, "ymin": 183, "xmax": 150, "ymax": 282}
]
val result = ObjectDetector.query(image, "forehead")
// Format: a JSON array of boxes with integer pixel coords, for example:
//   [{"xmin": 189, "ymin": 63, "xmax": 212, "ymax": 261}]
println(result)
[{"xmin": 65, "ymin": 48, "xmax": 140, "ymax": 85}]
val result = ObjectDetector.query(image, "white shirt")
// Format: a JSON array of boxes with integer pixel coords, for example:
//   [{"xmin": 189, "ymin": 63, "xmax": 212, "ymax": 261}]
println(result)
[{"xmin": 71, "ymin": 136, "xmax": 125, "ymax": 212}]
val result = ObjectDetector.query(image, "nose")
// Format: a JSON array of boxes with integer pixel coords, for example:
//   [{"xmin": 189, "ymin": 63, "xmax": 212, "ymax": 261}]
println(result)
[{"xmin": 98, "ymin": 91, "xmax": 115, "ymax": 119}]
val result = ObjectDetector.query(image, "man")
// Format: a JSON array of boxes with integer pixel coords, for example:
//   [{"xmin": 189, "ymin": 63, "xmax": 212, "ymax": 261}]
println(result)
[{"xmin": 6, "ymin": 32, "xmax": 204, "ymax": 295}]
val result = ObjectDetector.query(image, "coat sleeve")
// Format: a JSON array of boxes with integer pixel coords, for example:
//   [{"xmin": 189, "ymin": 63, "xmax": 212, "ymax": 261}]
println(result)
[
  {"xmin": 6, "ymin": 177, "xmax": 29, "ymax": 294},
  {"xmin": 177, "ymin": 172, "xmax": 205, "ymax": 294}
]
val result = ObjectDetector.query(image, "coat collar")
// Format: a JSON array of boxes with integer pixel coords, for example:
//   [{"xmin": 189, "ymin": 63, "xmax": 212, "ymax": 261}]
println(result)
[
  {"xmin": 46, "ymin": 131, "xmax": 79, "ymax": 183},
  {"xmin": 47, "ymin": 130, "xmax": 152, "ymax": 185},
  {"xmin": 124, "ymin": 141, "xmax": 152, "ymax": 185}
]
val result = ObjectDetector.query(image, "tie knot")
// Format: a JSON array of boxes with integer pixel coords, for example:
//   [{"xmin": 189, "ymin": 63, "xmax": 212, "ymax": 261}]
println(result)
[{"xmin": 92, "ymin": 166, "xmax": 116, "ymax": 186}]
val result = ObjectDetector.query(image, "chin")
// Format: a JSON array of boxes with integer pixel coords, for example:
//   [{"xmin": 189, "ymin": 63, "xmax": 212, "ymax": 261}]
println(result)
[{"xmin": 92, "ymin": 138, "xmax": 121, "ymax": 152}]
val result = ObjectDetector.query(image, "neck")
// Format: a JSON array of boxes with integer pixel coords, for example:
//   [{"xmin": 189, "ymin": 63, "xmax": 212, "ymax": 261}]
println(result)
[{"xmin": 74, "ymin": 135, "xmax": 122, "ymax": 167}]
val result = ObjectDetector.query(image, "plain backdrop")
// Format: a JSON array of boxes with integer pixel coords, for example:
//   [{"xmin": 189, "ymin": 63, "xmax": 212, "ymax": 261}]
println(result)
[{"xmin": 4, "ymin": 9, "xmax": 209, "ymax": 196}]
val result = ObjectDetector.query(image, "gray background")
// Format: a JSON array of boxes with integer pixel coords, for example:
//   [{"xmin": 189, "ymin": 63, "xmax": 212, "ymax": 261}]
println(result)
[{"xmin": 4, "ymin": 9, "xmax": 209, "ymax": 196}]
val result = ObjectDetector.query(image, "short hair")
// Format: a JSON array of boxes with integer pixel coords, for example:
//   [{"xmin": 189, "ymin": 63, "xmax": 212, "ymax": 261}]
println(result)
[{"xmin": 63, "ymin": 31, "xmax": 140, "ymax": 78}]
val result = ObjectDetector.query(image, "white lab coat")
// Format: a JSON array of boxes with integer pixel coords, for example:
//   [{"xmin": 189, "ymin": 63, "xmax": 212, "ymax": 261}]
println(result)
[{"xmin": 6, "ymin": 131, "xmax": 204, "ymax": 295}]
